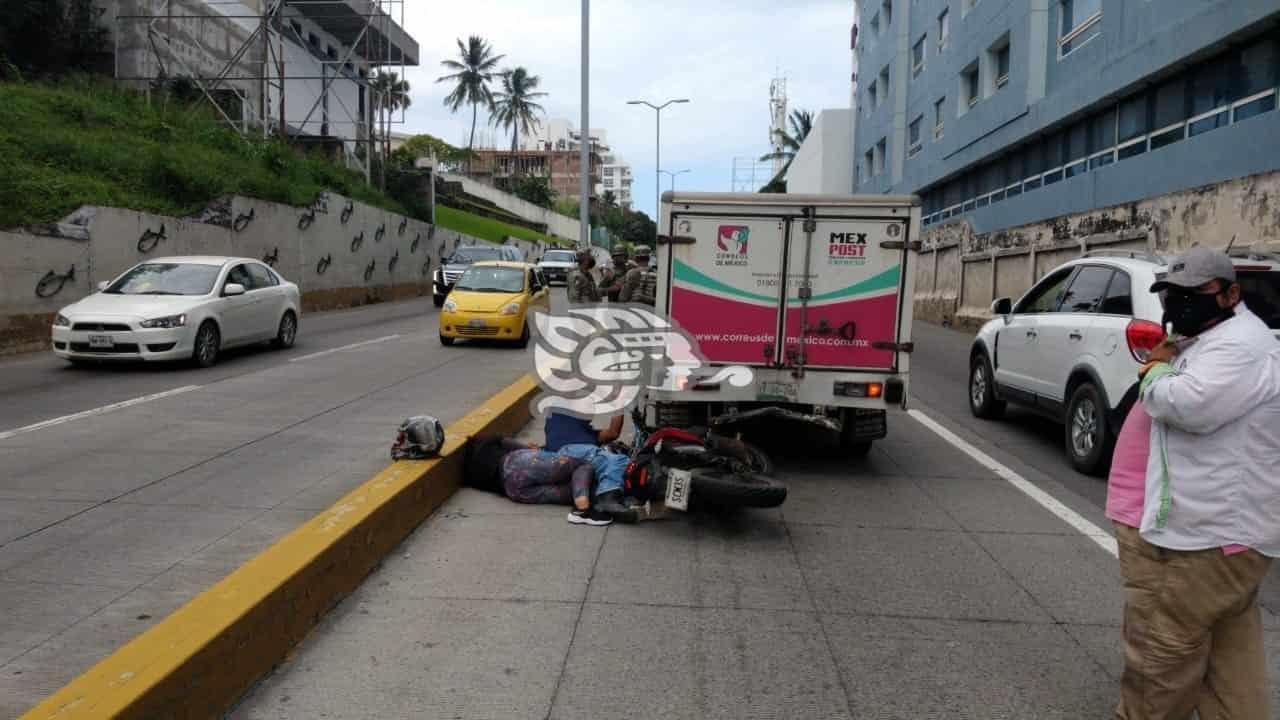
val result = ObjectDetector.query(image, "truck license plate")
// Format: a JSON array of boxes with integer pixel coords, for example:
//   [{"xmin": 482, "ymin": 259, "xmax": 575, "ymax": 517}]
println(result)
[
  {"xmin": 757, "ymin": 380, "xmax": 798, "ymax": 402},
  {"xmin": 467, "ymin": 318, "xmax": 486, "ymax": 328},
  {"xmin": 88, "ymin": 335, "xmax": 114, "ymax": 349},
  {"xmin": 665, "ymin": 468, "xmax": 692, "ymax": 512}
]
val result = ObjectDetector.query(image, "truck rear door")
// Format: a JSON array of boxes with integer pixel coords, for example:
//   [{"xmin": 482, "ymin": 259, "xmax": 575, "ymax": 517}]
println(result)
[
  {"xmin": 781, "ymin": 211, "xmax": 912, "ymax": 372},
  {"xmin": 664, "ymin": 214, "xmax": 787, "ymax": 366}
]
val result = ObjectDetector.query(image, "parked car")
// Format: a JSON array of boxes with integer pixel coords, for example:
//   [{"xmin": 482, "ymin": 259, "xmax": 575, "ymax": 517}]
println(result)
[
  {"xmin": 439, "ymin": 261, "xmax": 551, "ymax": 348},
  {"xmin": 536, "ymin": 248, "xmax": 578, "ymax": 285},
  {"xmin": 52, "ymin": 256, "xmax": 300, "ymax": 368},
  {"xmin": 432, "ymin": 244, "xmax": 524, "ymax": 307},
  {"xmin": 968, "ymin": 249, "xmax": 1280, "ymax": 475}
]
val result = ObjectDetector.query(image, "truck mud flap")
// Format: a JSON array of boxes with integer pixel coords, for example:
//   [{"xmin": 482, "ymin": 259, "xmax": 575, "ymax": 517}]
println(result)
[{"xmin": 844, "ymin": 408, "xmax": 887, "ymax": 441}]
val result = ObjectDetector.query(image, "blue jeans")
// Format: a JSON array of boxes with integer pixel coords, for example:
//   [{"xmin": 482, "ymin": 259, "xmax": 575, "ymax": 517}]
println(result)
[{"xmin": 558, "ymin": 443, "xmax": 628, "ymax": 496}]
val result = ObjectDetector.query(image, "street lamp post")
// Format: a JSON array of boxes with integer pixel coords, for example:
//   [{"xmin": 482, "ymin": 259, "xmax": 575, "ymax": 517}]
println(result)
[
  {"xmin": 579, "ymin": 0, "xmax": 590, "ymax": 249},
  {"xmin": 659, "ymin": 169, "xmax": 691, "ymax": 193},
  {"xmin": 627, "ymin": 98, "xmax": 688, "ymax": 226}
]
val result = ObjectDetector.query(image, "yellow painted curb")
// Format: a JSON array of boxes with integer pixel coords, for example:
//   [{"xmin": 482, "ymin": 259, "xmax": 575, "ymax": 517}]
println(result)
[{"xmin": 21, "ymin": 374, "xmax": 540, "ymax": 720}]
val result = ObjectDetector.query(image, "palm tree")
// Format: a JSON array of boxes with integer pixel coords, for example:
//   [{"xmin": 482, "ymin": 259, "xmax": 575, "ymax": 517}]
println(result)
[
  {"xmin": 759, "ymin": 109, "xmax": 814, "ymax": 183},
  {"xmin": 436, "ymin": 36, "xmax": 505, "ymax": 171},
  {"xmin": 371, "ymin": 70, "xmax": 411, "ymax": 185},
  {"xmin": 490, "ymin": 67, "xmax": 548, "ymax": 152},
  {"xmin": 602, "ymin": 189, "xmax": 618, "ymax": 208}
]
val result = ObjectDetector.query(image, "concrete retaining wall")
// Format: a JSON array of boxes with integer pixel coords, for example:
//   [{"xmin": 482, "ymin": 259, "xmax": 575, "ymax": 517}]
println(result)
[
  {"xmin": 914, "ymin": 170, "xmax": 1280, "ymax": 329},
  {"xmin": 0, "ymin": 194, "xmax": 549, "ymax": 355},
  {"xmin": 441, "ymin": 172, "xmax": 581, "ymax": 240}
]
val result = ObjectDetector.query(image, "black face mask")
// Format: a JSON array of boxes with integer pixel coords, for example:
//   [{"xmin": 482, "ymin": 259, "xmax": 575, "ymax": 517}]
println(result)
[{"xmin": 1163, "ymin": 289, "xmax": 1233, "ymax": 337}]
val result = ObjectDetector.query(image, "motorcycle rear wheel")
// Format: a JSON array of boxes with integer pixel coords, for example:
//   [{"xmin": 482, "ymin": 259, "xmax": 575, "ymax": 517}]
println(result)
[{"xmin": 689, "ymin": 469, "xmax": 787, "ymax": 509}]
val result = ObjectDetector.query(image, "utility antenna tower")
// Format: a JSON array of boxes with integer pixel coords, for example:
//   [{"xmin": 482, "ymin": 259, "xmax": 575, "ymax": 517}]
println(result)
[{"xmin": 768, "ymin": 75, "xmax": 788, "ymax": 177}]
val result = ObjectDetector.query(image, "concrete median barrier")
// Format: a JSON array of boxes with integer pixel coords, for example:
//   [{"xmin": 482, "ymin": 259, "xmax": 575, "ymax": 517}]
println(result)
[{"xmin": 19, "ymin": 374, "xmax": 538, "ymax": 720}]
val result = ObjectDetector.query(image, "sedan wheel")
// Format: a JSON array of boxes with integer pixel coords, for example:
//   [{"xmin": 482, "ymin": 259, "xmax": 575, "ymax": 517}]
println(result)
[
  {"xmin": 273, "ymin": 311, "xmax": 297, "ymax": 349},
  {"xmin": 193, "ymin": 322, "xmax": 220, "ymax": 368}
]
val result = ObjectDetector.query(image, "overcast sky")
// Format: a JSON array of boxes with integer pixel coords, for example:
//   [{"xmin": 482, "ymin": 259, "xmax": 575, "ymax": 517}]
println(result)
[{"xmin": 397, "ymin": 0, "xmax": 853, "ymax": 218}]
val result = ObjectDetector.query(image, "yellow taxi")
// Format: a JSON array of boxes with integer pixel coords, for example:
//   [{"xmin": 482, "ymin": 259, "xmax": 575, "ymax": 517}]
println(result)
[{"xmin": 438, "ymin": 261, "xmax": 550, "ymax": 347}]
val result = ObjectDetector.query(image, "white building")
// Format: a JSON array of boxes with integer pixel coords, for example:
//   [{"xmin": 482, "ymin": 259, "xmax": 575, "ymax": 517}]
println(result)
[
  {"xmin": 786, "ymin": 109, "xmax": 854, "ymax": 194},
  {"xmin": 109, "ymin": 0, "xmax": 418, "ymax": 172},
  {"xmin": 521, "ymin": 118, "xmax": 633, "ymax": 209}
]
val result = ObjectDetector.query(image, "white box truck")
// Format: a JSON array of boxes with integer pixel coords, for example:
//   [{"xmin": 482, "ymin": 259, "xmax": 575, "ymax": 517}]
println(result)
[{"xmin": 644, "ymin": 192, "xmax": 920, "ymax": 454}]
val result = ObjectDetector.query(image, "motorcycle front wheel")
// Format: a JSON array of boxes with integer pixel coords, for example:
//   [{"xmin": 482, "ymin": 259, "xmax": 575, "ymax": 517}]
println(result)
[{"xmin": 689, "ymin": 469, "xmax": 787, "ymax": 509}]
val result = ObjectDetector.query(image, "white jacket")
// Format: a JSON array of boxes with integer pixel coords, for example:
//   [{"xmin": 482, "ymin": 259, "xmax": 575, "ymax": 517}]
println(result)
[{"xmin": 1140, "ymin": 305, "xmax": 1280, "ymax": 556}]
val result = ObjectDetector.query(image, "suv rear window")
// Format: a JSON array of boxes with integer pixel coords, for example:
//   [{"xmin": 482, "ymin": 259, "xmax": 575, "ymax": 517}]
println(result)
[{"xmin": 1238, "ymin": 271, "xmax": 1280, "ymax": 329}]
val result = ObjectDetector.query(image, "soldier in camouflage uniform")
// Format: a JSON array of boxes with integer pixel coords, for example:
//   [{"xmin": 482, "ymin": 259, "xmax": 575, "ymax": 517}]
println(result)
[
  {"xmin": 603, "ymin": 247, "xmax": 629, "ymax": 302},
  {"xmin": 618, "ymin": 245, "xmax": 657, "ymax": 306},
  {"xmin": 566, "ymin": 249, "xmax": 601, "ymax": 305}
]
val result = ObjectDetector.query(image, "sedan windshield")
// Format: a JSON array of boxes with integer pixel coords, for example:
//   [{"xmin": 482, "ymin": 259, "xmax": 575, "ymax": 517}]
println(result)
[
  {"xmin": 449, "ymin": 247, "xmax": 503, "ymax": 264},
  {"xmin": 104, "ymin": 263, "xmax": 222, "ymax": 296},
  {"xmin": 543, "ymin": 250, "xmax": 576, "ymax": 263},
  {"xmin": 455, "ymin": 266, "xmax": 525, "ymax": 293}
]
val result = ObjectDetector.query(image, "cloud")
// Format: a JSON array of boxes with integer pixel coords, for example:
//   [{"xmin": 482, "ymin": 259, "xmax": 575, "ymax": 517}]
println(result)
[{"xmin": 397, "ymin": 1, "xmax": 853, "ymax": 215}]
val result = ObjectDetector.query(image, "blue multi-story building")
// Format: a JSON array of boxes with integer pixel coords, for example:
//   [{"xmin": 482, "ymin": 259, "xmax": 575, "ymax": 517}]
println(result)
[{"xmin": 852, "ymin": 0, "xmax": 1280, "ymax": 234}]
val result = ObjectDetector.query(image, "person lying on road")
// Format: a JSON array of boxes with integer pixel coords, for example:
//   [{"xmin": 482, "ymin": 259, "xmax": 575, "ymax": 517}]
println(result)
[{"xmin": 463, "ymin": 435, "xmax": 613, "ymax": 527}]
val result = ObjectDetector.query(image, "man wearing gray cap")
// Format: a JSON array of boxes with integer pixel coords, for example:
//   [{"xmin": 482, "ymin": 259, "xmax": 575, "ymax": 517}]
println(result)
[{"xmin": 1114, "ymin": 246, "xmax": 1280, "ymax": 719}]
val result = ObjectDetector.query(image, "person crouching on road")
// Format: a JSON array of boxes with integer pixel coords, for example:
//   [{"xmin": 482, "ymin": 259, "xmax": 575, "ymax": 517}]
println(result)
[
  {"xmin": 543, "ymin": 411, "xmax": 636, "ymax": 521},
  {"xmin": 567, "ymin": 250, "xmax": 601, "ymax": 305},
  {"xmin": 1111, "ymin": 246, "xmax": 1280, "ymax": 720},
  {"xmin": 463, "ymin": 435, "xmax": 613, "ymax": 527}
]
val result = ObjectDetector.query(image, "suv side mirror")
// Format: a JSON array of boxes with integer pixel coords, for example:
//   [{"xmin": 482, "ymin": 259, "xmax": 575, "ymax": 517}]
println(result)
[
  {"xmin": 991, "ymin": 297, "xmax": 1012, "ymax": 316},
  {"xmin": 97, "ymin": 281, "xmax": 110, "ymax": 291},
  {"xmin": 223, "ymin": 283, "xmax": 246, "ymax": 297}
]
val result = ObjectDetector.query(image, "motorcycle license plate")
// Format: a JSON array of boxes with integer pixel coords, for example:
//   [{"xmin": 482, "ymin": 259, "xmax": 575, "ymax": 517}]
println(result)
[
  {"xmin": 665, "ymin": 468, "xmax": 692, "ymax": 512},
  {"xmin": 88, "ymin": 335, "xmax": 114, "ymax": 349}
]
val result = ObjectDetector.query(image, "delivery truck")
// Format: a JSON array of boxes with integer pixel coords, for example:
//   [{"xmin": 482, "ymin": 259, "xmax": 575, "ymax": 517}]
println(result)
[{"xmin": 643, "ymin": 192, "xmax": 920, "ymax": 455}]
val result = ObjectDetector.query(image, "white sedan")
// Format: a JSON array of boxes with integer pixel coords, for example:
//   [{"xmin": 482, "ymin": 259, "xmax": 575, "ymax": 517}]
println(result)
[{"xmin": 51, "ymin": 256, "xmax": 301, "ymax": 367}]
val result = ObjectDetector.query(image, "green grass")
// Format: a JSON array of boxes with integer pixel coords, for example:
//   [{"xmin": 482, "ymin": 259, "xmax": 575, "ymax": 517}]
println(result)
[
  {"xmin": 0, "ymin": 78, "xmax": 406, "ymax": 228},
  {"xmin": 435, "ymin": 205, "xmax": 568, "ymax": 247}
]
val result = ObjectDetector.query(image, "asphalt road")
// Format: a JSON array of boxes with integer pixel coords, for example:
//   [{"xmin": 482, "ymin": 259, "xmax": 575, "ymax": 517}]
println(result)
[
  {"xmin": 3, "ymin": 303, "xmax": 1278, "ymax": 718},
  {"xmin": 0, "ymin": 295, "xmax": 543, "ymax": 717}
]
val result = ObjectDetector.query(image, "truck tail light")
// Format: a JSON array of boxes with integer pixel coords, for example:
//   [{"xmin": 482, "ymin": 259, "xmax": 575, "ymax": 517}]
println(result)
[
  {"xmin": 1125, "ymin": 319, "xmax": 1166, "ymax": 362},
  {"xmin": 834, "ymin": 381, "xmax": 883, "ymax": 398}
]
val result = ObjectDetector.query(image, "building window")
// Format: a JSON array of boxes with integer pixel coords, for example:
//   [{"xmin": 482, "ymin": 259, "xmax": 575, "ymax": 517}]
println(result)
[
  {"xmin": 991, "ymin": 36, "xmax": 1010, "ymax": 90},
  {"xmin": 912, "ymin": 35, "xmax": 927, "ymax": 78},
  {"xmin": 864, "ymin": 149, "xmax": 875, "ymax": 180},
  {"xmin": 870, "ymin": 12, "xmax": 880, "ymax": 35},
  {"xmin": 962, "ymin": 0, "xmax": 978, "ymax": 16},
  {"xmin": 308, "ymin": 32, "xmax": 320, "ymax": 49},
  {"xmin": 937, "ymin": 8, "xmax": 950, "ymax": 50},
  {"xmin": 934, "ymin": 97, "xmax": 946, "ymax": 138},
  {"xmin": 882, "ymin": 0, "xmax": 892, "ymax": 28},
  {"xmin": 879, "ymin": 65, "xmax": 890, "ymax": 104},
  {"xmin": 875, "ymin": 138, "xmax": 887, "ymax": 176},
  {"xmin": 868, "ymin": 80, "xmax": 878, "ymax": 110},
  {"xmin": 960, "ymin": 62, "xmax": 980, "ymax": 111},
  {"xmin": 326, "ymin": 45, "xmax": 338, "ymax": 61},
  {"xmin": 908, "ymin": 116, "xmax": 923, "ymax": 158},
  {"xmin": 1059, "ymin": 0, "xmax": 1101, "ymax": 58}
]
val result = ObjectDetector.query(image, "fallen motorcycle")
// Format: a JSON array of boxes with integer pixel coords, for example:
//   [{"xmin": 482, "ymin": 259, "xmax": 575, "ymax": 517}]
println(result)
[{"xmin": 609, "ymin": 408, "xmax": 787, "ymax": 512}]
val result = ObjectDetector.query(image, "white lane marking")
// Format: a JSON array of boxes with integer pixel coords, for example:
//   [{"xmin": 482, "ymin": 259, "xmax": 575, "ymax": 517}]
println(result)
[
  {"xmin": 907, "ymin": 408, "xmax": 1119, "ymax": 557},
  {"xmin": 289, "ymin": 335, "xmax": 401, "ymax": 363},
  {"xmin": 0, "ymin": 385, "xmax": 203, "ymax": 441}
]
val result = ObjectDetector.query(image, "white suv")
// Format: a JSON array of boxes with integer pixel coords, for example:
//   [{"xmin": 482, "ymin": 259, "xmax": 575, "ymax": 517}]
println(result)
[{"xmin": 968, "ymin": 249, "xmax": 1280, "ymax": 475}]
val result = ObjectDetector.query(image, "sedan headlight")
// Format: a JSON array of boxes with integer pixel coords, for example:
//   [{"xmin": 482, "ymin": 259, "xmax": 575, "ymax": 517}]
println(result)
[
  {"xmin": 501, "ymin": 302, "xmax": 522, "ymax": 316},
  {"xmin": 53, "ymin": 313, "xmax": 71, "ymax": 327},
  {"xmin": 139, "ymin": 313, "xmax": 187, "ymax": 329},
  {"xmin": 443, "ymin": 298, "xmax": 458, "ymax": 313}
]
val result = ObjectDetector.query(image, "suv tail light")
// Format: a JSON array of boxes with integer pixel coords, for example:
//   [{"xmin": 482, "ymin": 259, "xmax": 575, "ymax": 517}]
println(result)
[{"xmin": 1125, "ymin": 319, "xmax": 1166, "ymax": 362}]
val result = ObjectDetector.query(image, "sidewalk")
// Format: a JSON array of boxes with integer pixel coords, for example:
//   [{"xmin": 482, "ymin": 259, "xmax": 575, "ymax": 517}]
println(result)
[{"xmin": 225, "ymin": 412, "xmax": 1219, "ymax": 719}]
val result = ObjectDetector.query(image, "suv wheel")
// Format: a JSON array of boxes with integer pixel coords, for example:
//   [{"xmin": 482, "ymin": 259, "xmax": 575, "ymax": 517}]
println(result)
[
  {"xmin": 969, "ymin": 352, "xmax": 1006, "ymax": 419},
  {"xmin": 1066, "ymin": 381, "xmax": 1112, "ymax": 476}
]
